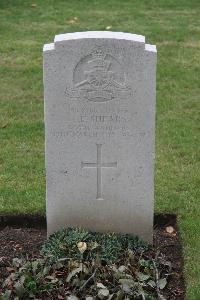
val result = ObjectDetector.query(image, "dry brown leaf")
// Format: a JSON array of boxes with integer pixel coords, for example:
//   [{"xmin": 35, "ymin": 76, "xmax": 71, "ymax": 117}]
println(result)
[
  {"xmin": 67, "ymin": 17, "xmax": 78, "ymax": 24},
  {"xmin": 77, "ymin": 241, "xmax": 87, "ymax": 253},
  {"xmin": 165, "ymin": 226, "xmax": 175, "ymax": 234},
  {"xmin": 14, "ymin": 244, "xmax": 22, "ymax": 250},
  {"xmin": 55, "ymin": 270, "xmax": 65, "ymax": 277},
  {"xmin": 1, "ymin": 123, "xmax": 8, "ymax": 129},
  {"xmin": 67, "ymin": 20, "xmax": 76, "ymax": 24},
  {"xmin": 6, "ymin": 266, "xmax": 15, "ymax": 273},
  {"xmin": 0, "ymin": 256, "xmax": 7, "ymax": 262}
]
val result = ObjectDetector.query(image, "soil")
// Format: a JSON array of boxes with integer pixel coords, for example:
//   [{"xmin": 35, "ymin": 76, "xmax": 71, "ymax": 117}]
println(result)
[{"xmin": 0, "ymin": 214, "xmax": 185, "ymax": 299}]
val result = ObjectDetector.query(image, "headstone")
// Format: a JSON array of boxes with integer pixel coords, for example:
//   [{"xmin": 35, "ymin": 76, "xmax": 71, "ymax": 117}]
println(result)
[{"xmin": 43, "ymin": 31, "xmax": 157, "ymax": 243}]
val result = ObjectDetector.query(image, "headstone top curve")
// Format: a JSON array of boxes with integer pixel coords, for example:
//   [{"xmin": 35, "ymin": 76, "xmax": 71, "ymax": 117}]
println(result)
[
  {"xmin": 43, "ymin": 43, "xmax": 55, "ymax": 52},
  {"xmin": 54, "ymin": 31, "xmax": 145, "ymax": 43},
  {"xmin": 43, "ymin": 32, "xmax": 158, "ymax": 53},
  {"xmin": 145, "ymin": 44, "xmax": 157, "ymax": 53}
]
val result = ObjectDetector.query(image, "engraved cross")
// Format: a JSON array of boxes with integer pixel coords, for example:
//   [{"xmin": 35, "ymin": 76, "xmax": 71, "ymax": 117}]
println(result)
[{"xmin": 81, "ymin": 144, "xmax": 117, "ymax": 200}]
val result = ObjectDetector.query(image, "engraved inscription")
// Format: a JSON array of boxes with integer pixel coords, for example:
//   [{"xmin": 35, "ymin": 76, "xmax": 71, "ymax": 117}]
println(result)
[
  {"xmin": 81, "ymin": 144, "xmax": 117, "ymax": 200},
  {"xmin": 66, "ymin": 46, "xmax": 132, "ymax": 102},
  {"xmin": 50, "ymin": 104, "xmax": 135, "ymax": 139}
]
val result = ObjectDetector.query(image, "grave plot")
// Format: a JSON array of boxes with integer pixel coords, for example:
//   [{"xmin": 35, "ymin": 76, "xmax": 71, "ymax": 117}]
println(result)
[{"xmin": 0, "ymin": 214, "xmax": 185, "ymax": 299}]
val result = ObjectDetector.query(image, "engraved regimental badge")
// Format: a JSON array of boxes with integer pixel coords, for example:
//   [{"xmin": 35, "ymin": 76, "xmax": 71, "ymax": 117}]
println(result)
[{"xmin": 66, "ymin": 47, "xmax": 132, "ymax": 102}]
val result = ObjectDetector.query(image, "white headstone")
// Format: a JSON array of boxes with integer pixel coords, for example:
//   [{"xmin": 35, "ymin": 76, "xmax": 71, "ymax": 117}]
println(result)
[{"xmin": 43, "ymin": 31, "xmax": 157, "ymax": 243}]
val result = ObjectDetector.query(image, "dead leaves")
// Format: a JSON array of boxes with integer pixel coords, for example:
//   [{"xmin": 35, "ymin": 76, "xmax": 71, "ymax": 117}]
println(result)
[
  {"xmin": 0, "ymin": 123, "xmax": 9, "ymax": 129},
  {"xmin": 30, "ymin": 3, "xmax": 37, "ymax": 8},
  {"xmin": 77, "ymin": 241, "xmax": 87, "ymax": 253},
  {"xmin": 165, "ymin": 226, "xmax": 176, "ymax": 236},
  {"xmin": 6, "ymin": 267, "xmax": 15, "ymax": 273},
  {"xmin": 67, "ymin": 17, "xmax": 78, "ymax": 25},
  {"xmin": 0, "ymin": 227, "xmax": 178, "ymax": 299},
  {"xmin": 13, "ymin": 244, "xmax": 23, "ymax": 251}
]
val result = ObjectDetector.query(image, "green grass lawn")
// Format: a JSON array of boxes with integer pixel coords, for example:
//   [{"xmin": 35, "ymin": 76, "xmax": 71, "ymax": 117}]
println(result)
[{"xmin": 0, "ymin": 0, "xmax": 199, "ymax": 298}]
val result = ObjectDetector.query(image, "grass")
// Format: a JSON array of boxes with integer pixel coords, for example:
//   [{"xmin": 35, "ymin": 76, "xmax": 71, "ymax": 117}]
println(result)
[{"xmin": 0, "ymin": 0, "xmax": 199, "ymax": 298}]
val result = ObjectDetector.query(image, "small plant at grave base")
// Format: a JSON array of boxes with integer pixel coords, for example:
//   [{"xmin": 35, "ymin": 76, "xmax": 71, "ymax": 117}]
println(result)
[
  {"xmin": 1, "ymin": 227, "xmax": 171, "ymax": 300},
  {"xmin": 41, "ymin": 227, "xmax": 148, "ymax": 264}
]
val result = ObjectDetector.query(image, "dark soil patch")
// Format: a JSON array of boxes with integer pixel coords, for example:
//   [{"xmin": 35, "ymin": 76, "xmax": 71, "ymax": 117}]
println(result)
[{"xmin": 0, "ymin": 214, "xmax": 185, "ymax": 299}]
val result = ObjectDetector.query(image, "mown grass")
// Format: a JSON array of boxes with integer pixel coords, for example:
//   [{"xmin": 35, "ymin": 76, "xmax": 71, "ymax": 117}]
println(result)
[{"xmin": 0, "ymin": 0, "xmax": 199, "ymax": 298}]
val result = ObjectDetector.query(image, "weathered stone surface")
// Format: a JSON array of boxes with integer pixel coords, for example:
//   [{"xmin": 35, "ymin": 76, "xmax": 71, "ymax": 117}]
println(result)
[{"xmin": 43, "ymin": 31, "xmax": 157, "ymax": 243}]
